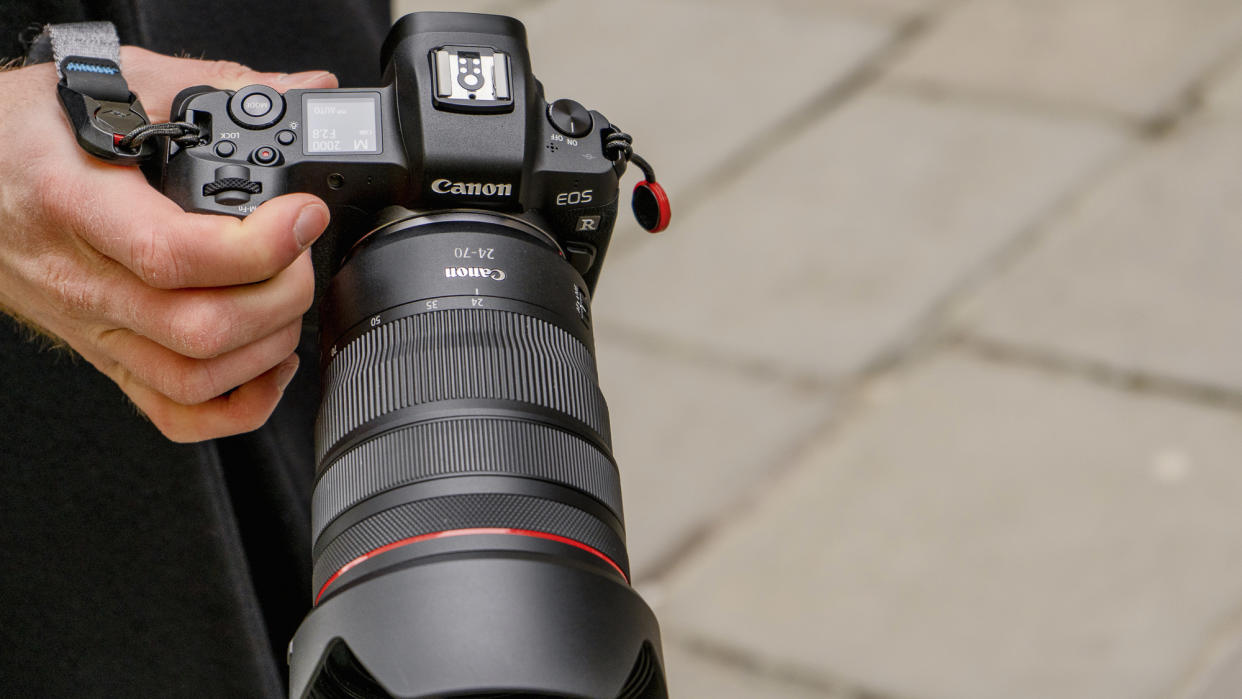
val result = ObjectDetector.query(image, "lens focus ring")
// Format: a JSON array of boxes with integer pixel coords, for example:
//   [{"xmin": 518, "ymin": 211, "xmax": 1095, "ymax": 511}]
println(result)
[
  {"xmin": 317, "ymin": 308, "xmax": 610, "ymax": 463},
  {"xmin": 312, "ymin": 417, "xmax": 623, "ymax": 540}
]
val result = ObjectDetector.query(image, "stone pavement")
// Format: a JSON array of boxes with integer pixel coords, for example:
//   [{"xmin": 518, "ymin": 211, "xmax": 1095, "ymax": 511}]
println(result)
[{"xmin": 397, "ymin": 1, "xmax": 1242, "ymax": 696}]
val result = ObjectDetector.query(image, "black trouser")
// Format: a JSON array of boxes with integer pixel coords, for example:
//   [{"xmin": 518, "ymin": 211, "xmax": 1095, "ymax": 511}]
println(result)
[{"xmin": 0, "ymin": 316, "xmax": 320, "ymax": 697}]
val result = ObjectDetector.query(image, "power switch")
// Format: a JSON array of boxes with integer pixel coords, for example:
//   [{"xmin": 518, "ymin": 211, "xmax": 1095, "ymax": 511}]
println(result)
[{"xmin": 547, "ymin": 99, "xmax": 592, "ymax": 138}]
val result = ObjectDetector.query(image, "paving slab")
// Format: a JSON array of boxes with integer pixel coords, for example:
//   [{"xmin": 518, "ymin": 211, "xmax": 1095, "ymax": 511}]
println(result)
[
  {"xmin": 1185, "ymin": 632, "xmax": 1242, "ymax": 699},
  {"xmin": 595, "ymin": 329, "xmax": 834, "ymax": 581},
  {"xmin": 889, "ymin": 0, "xmax": 1242, "ymax": 122},
  {"xmin": 594, "ymin": 89, "xmax": 1125, "ymax": 380},
  {"xmin": 956, "ymin": 117, "xmax": 1242, "ymax": 393},
  {"xmin": 662, "ymin": 642, "xmax": 845, "ymax": 699},
  {"xmin": 1204, "ymin": 52, "xmax": 1242, "ymax": 116},
  {"xmin": 674, "ymin": 0, "xmax": 943, "ymax": 24},
  {"xmin": 659, "ymin": 352, "xmax": 1242, "ymax": 699},
  {"xmin": 392, "ymin": 0, "xmax": 541, "ymax": 17}
]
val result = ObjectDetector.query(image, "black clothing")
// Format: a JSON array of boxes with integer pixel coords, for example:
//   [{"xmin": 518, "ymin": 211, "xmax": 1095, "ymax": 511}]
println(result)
[
  {"xmin": 0, "ymin": 0, "xmax": 390, "ymax": 87},
  {"xmin": 0, "ymin": 2, "xmax": 389, "ymax": 696}
]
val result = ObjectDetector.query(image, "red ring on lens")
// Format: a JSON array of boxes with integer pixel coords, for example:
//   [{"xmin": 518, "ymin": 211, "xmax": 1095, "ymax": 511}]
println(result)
[{"xmin": 315, "ymin": 528, "xmax": 628, "ymax": 605}]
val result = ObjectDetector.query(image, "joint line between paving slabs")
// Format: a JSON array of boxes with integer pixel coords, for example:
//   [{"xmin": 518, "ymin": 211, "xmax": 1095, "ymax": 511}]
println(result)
[
  {"xmin": 605, "ymin": 322, "xmax": 839, "ymax": 394},
  {"xmin": 635, "ymin": 386, "xmax": 845, "ymax": 585},
  {"xmin": 664, "ymin": 10, "xmax": 940, "ymax": 224},
  {"xmin": 855, "ymin": 141, "xmax": 1140, "ymax": 380},
  {"xmin": 1167, "ymin": 595, "xmax": 1242, "ymax": 699},
  {"xmin": 672, "ymin": 632, "xmax": 913, "ymax": 699},
  {"xmin": 955, "ymin": 335, "xmax": 1242, "ymax": 416}
]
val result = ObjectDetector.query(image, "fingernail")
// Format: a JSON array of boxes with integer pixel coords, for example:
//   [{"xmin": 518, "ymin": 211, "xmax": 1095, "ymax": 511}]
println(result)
[
  {"xmin": 278, "ymin": 70, "xmax": 332, "ymax": 85},
  {"xmin": 276, "ymin": 355, "xmax": 300, "ymax": 393},
  {"xmin": 293, "ymin": 203, "xmax": 329, "ymax": 249}
]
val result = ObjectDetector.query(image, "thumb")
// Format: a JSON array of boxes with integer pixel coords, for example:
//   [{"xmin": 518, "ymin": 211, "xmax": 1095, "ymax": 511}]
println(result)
[{"xmin": 118, "ymin": 46, "xmax": 339, "ymax": 122}]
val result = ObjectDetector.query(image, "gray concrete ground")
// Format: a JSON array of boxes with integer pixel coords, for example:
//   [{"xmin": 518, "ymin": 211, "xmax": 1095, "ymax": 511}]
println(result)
[{"xmin": 397, "ymin": 1, "xmax": 1242, "ymax": 696}]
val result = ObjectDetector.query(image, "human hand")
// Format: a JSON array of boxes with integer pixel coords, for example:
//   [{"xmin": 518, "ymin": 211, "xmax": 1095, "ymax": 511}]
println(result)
[{"xmin": 0, "ymin": 47, "xmax": 338, "ymax": 442}]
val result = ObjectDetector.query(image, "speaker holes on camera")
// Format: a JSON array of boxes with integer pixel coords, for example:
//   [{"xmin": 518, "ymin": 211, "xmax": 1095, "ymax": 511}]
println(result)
[{"xmin": 328, "ymin": 173, "xmax": 345, "ymax": 189}]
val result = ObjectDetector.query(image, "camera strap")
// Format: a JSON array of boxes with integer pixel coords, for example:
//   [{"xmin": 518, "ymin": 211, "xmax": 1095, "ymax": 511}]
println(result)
[
  {"xmin": 27, "ymin": 21, "xmax": 200, "ymax": 164},
  {"xmin": 604, "ymin": 130, "xmax": 671, "ymax": 233}
]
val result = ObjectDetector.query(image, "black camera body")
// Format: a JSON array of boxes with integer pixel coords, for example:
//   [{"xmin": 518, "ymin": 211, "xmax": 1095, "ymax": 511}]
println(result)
[
  {"xmin": 158, "ymin": 12, "xmax": 626, "ymax": 290},
  {"xmin": 155, "ymin": 12, "xmax": 669, "ymax": 699}
]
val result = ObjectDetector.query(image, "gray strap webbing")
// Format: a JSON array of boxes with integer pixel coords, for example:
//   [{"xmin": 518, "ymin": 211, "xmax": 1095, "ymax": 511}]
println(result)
[
  {"xmin": 35, "ymin": 22, "xmax": 132, "ymax": 104},
  {"xmin": 46, "ymin": 22, "xmax": 123, "ymax": 79}
]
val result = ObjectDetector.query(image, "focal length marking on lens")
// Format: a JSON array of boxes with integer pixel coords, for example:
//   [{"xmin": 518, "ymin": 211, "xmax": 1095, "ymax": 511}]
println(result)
[
  {"xmin": 325, "ymin": 295, "xmax": 593, "ymax": 364},
  {"xmin": 329, "ymin": 295, "xmax": 523, "ymax": 358},
  {"xmin": 453, "ymin": 247, "xmax": 495, "ymax": 259}
]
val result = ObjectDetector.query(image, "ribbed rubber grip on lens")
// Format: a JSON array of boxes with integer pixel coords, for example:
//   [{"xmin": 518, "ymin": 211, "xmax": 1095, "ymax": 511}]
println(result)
[
  {"xmin": 317, "ymin": 309, "xmax": 609, "ymax": 463},
  {"xmin": 312, "ymin": 418, "xmax": 623, "ymax": 540},
  {"xmin": 312, "ymin": 493, "xmax": 629, "ymax": 595}
]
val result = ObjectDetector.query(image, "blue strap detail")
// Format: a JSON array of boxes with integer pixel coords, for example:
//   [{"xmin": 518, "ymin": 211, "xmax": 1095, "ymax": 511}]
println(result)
[{"xmin": 64, "ymin": 61, "xmax": 118, "ymax": 75}]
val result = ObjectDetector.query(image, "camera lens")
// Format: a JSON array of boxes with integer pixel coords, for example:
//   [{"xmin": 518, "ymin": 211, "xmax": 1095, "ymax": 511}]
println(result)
[
  {"xmin": 295, "ymin": 211, "xmax": 665, "ymax": 698},
  {"xmin": 312, "ymin": 211, "xmax": 624, "ymax": 600}
]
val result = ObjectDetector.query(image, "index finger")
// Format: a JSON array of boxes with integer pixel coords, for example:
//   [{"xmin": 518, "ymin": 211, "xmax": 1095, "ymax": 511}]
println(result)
[{"xmin": 118, "ymin": 46, "xmax": 338, "ymax": 123}]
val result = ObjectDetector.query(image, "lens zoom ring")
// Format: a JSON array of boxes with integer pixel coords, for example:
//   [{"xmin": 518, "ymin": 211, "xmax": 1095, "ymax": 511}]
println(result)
[
  {"xmin": 312, "ymin": 493, "xmax": 629, "ymax": 594},
  {"xmin": 318, "ymin": 309, "xmax": 608, "ymax": 461},
  {"xmin": 312, "ymin": 418, "xmax": 623, "ymax": 539}
]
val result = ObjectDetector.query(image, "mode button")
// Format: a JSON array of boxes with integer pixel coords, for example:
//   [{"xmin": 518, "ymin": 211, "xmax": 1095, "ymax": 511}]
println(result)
[
  {"xmin": 228, "ymin": 85, "xmax": 285, "ymax": 129},
  {"xmin": 241, "ymin": 93, "xmax": 272, "ymax": 117}
]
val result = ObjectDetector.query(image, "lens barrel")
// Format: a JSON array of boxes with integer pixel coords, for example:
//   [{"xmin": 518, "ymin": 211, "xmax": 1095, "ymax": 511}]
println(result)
[{"xmin": 290, "ymin": 212, "xmax": 666, "ymax": 698}]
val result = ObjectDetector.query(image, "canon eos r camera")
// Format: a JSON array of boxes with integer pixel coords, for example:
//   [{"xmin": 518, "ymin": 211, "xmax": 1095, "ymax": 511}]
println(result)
[{"xmin": 156, "ymin": 12, "xmax": 669, "ymax": 699}]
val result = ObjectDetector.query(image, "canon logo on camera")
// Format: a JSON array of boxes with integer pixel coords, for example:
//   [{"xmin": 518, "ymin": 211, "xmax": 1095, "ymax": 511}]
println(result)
[{"xmin": 431, "ymin": 178, "xmax": 514, "ymax": 197}]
